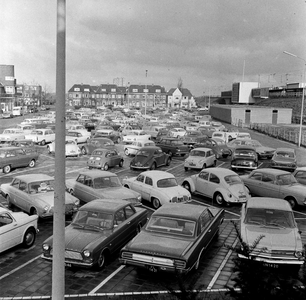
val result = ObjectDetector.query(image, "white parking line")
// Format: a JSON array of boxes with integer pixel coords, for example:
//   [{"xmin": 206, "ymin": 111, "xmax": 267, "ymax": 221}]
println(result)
[{"xmin": 89, "ymin": 265, "xmax": 125, "ymax": 294}]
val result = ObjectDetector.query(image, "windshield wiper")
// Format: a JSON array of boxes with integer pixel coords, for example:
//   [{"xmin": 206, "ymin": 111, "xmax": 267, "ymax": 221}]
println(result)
[
  {"xmin": 266, "ymin": 222, "xmax": 286, "ymax": 229},
  {"xmin": 85, "ymin": 224, "xmax": 103, "ymax": 231},
  {"xmin": 72, "ymin": 223, "xmax": 85, "ymax": 228}
]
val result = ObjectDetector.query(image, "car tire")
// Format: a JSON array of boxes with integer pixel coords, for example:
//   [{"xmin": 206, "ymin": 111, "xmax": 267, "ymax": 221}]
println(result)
[
  {"xmin": 30, "ymin": 207, "xmax": 38, "ymax": 216},
  {"xmin": 123, "ymin": 184, "xmax": 129, "ymax": 189},
  {"xmin": 214, "ymin": 192, "xmax": 225, "ymax": 206},
  {"xmin": 40, "ymin": 140, "xmax": 46, "ymax": 146},
  {"xmin": 23, "ymin": 228, "xmax": 36, "ymax": 248},
  {"xmin": 152, "ymin": 197, "xmax": 161, "ymax": 209},
  {"xmin": 95, "ymin": 250, "xmax": 106, "ymax": 270},
  {"xmin": 124, "ymin": 148, "xmax": 129, "ymax": 156},
  {"xmin": 104, "ymin": 163, "xmax": 109, "ymax": 171},
  {"xmin": 166, "ymin": 157, "xmax": 171, "ymax": 166},
  {"xmin": 119, "ymin": 160, "xmax": 124, "ymax": 167},
  {"xmin": 47, "ymin": 145, "xmax": 51, "ymax": 154},
  {"xmin": 202, "ymin": 163, "xmax": 207, "ymax": 169},
  {"xmin": 69, "ymin": 189, "xmax": 74, "ymax": 195},
  {"xmin": 28, "ymin": 159, "xmax": 36, "ymax": 168},
  {"xmin": 3, "ymin": 165, "xmax": 11, "ymax": 174},
  {"xmin": 150, "ymin": 162, "xmax": 156, "ymax": 170},
  {"xmin": 81, "ymin": 147, "xmax": 87, "ymax": 155},
  {"xmin": 286, "ymin": 198, "xmax": 297, "ymax": 209},
  {"xmin": 184, "ymin": 167, "xmax": 189, "ymax": 171},
  {"xmin": 182, "ymin": 182, "xmax": 191, "ymax": 193}
]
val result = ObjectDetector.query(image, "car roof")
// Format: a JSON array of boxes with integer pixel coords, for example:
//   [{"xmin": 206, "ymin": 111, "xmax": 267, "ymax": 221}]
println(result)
[
  {"xmin": 190, "ymin": 147, "xmax": 211, "ymax": 152},
  {"xmin": 275, "ymin": 147, "xmax": 296, "ymax": 153},
  {"xmin": 246, "ymin": 197, "xmax": 291, "ymax": 211},
  {"xmin": 0, "ymin": 146, "xmax": 24, "ymax": 151},
  {"xmin": 138, "ymin": 146, "xmax": 161, "ymax": 151},
  {"xmin": 139, "ymin": 170, "xmax": 175, "ymax": 178},
  {"xmin": 12, "ymin": 174, "xmax": 53, "ymax": 182},
  {"xmin": 234, "ymin": 145, "xmax": 255, "ymax": 150},
  {"xmin": 200, "ymin": 167, "xmax": 237, "ymax": 176},
  {"xmin": 77, "ymin": 170, "xmax": 118, "ymax": 178},
  {"xmin": 152, "ymin": 203, "xmax": 210, "ymax": 220},
  {"xmin": 251, "ymin": 168, "xmax": 291, "ymax": 175},
  {"xmin": 80, "ymin": 199, "xmax": 129, "ymax": 213}
]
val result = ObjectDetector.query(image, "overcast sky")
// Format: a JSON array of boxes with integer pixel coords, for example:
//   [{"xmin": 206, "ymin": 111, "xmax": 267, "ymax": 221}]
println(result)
[{"xmin": 2, "ymin": 0, "xmax": 306, "ymax": 96}]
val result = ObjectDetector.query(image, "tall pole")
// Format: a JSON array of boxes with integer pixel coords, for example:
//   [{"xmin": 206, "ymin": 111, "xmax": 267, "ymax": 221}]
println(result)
[
  {"xmin": 145, "ymin": 70, "xmax": 148, "ymax": 116},
  {"xmin": 283, "ymin": 51, "xmax": 306, "ymax": 147},
  {"xmin": 52, "ymin": 0, "xmax": 66, "ymax": 299}
]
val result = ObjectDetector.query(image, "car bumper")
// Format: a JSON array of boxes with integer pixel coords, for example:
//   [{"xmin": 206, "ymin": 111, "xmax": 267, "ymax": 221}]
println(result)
[
  {"xmin": 238, "ymin": 253, "xmax": 304, "ymax": 266},
  {"xmin": 41, "ymin": 254, "xmax": 94, "ymax": 268}
]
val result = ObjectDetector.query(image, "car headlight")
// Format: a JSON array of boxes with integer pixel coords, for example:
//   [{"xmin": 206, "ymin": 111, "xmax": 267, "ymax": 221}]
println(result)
[
  {"xmin": 294, "ymin": 251, "xmax": 304, "ymax": 259},
  {"xmin": 43, "ymin": 205, "xmax": 49, "ymax": 212},
  {"xmin": 83, "ymin": 250, "xmax": 91, "ymax": 258},
  {"xmin": 74, "ymin": 199, "xmax": 80, "ymax": 206},
  {"xmin": 43, "ymin": 244, "xmax": 50, "ymax": 251},
  {"xmin": 137, "ymin": 195, "xmax": 141, "ymax": 201},
  {"xmin": 95, "ymin": 157, "xmax": 101, "ymax": 161}
]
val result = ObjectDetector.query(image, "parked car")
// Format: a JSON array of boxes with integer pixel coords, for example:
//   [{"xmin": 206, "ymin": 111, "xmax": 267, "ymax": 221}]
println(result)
[
  {"xmin": 93, "ymin": 129, "xmax": 121, "ymax": 144},
  {"xmin": 211, "ymin": 131, "xmax": 234, "ymax": 143},
  {"xmin": 66, "ymin": 170, "xmax": 142, "ymax": 205},
  {"xmin": 142, "ymin": 125, "xmax": 168, "ymax": 139},
  {"xmin": 119, "ymin": 203, "xmax": 224, "ymax": 273},
  {"xmin": 231, "ymin": 145, "xmax": 258, "ymax": 170},
  {"xmin": 0, "ymin": 128, "xmax": 25, "ymax": 141},
  {"xmin": 0, "ymin": 146, "xmax": 39, "ymax": 174},
  {"xmin": 168, "ymin": 127, "xmax": 187, "ymax": 138},
  {"xmin": 210, "ymin": 121, "xmax": 226, "ymax": 132},
  {"xmin": 80, "ymin": 137, "xmax": 115, "ymax": 155},
  {"xmin": 66, "ymin": 130, "xmax": 91, "ymax": 144},
  {"xmin": 240, "ymin": 168, "xmax": 306, "ymax": 209},
  {"xmin": 184, "ymin": 147, "xmax": 216, "ymax": 171},
  {"xmin": 181, "ymin": 131, "xmax": 206, "ymax": 148},
  {"xmin": 238, "ymin": 197, "xmax": 304, "ymax": 270},
  {"xmin": 124, "ymin": 140, "xmax": 155, "ymax": 156},
  {"xmin": 47, "ymin": 138, "xmax": 81, "ymax": 157},
  {"xmin": 0, "ymin": 206, "xmax": 38, "ymax": 253},
  {"xmin": 292, "ymin": 167, "xmax": 306, "ymax": 185},
  {"xmin": 227, "ymin": 139, "xmax": 275, "ymax": 159},
  {"xmin": 123, "ymin": 170, "xmax": 191, "ymax": 209},
  {"xmin": 193, "ymin": 137, "xmax": 231, "ymax": 159},
  {"xmin": 25, "ymin": 128, "xmax": 56, "ymax": 145},
  {"xmin": 87, "ymin": 148, "xmax": 124, "ymax": 170},
  {"xmin": 236, "ymin": 132, "xmax": 251, "ymax": 140},
  {"xmin": 8, "ymin": 139, "xmax": 37, "ymax": 153},
  {"xmin": 196, "ymin": 126, "xmax": 216, "ymax": 138},
  {"xmin": 0, "ymin": 174, "xmax": 80, "ymax": 218},
  {"xmin": 42, "ymin": 199, "xmax": 148, "ymax": 269},
  {"xmin": 15, "ymin": 124, "xmax": 37, "ymax": 135},
  {"xmin": 182, "ymin": 167, "xmax": 250, "ymax": 206},
  {"xmin": 122, "ymin": 130, "xmax": 151, "ymax": 144},
  {"xmin": 156, "ymin": 137, "xmax": 190, "ymax": 157},
  {"xmin": 270, "ymin": 148, "xmax": 297, "ymax": 172},
  {"xmin": 130, "ymin": 146, "xmax": 171, "ymax": 170}
]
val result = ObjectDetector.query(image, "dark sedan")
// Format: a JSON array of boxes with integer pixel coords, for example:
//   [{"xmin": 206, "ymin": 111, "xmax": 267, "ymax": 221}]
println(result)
[
  {"xmin": 119, "ymin": 203, "xmax": 224, "ymax": 273},
  {"xmin": 42, "ymin": 199, "xmax": 148, "ymax": 269},
  {"xmin": 80, "ymin": 137, "xmax": 115, "ymax": 155},
  {"xmin": 130, "ymin": 146, "xmax": 171, "ymax": 170}
]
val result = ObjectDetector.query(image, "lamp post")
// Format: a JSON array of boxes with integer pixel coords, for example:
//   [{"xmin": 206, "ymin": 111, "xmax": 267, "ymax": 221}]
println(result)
[
  {"xmin": 145, "ymin": 70, "xmax": 148, "ymax": 116},
  {"xmin": 283, "ymin": 51, "xmax": 306, "ymax": 147}
]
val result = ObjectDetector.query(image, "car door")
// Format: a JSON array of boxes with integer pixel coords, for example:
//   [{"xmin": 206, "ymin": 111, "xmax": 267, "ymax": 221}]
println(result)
[
  {"xmin": 13, "ymin": 180, "xmax": 30, "ymax": 212},
  {"xmin": 141, "ymin": 176, "xmax": 154, "ymax": 200},
  {"xmin": 15, "ymin": 148, "xmax": 29, "ymax": 167},
  {"xmin": 294, "ymin": 170, "xmax": 306, "ymax": 185},
  {"xmin": 0, "ymin": 212, "xmax": 21, "ymax": 252},
  {"xmin": 73, "ymin": 175, "xmax": 95, "ymax": 203},
  {"xmin": 244, "ymin": 172, "xmax": 267, "ymax": 196},
  {"xmin": 154, "ymin": 149, "xmax": 164, "ymax": 166},
  {"xmin": 257, "ymin": 174, "xmax": 280, "ymax": 198},
  {"xmin": 194, "ymin": 171, "xmax": 210, "ymax": 196},
  {"xmin": 129, "ymin": 174, "xmax": 145, "ymax": 197},
  {"xmin": 206, "ymin": 150, "xmax": 215, "ymax": 167}
]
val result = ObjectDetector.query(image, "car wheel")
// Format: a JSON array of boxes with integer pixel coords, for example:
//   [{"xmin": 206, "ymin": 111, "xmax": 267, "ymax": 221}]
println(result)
[
  {"xmin": 202, "ymin": 163, "xmax": 207, "ymax": 169},
  {"xmin": 81, "ymin": 147, "xmax": 87, "ymax": 155},
  {"xmin": 119, "ymin": 160, "xmax": 124, "ymax": 167},
  {"xmin": 47, "ymin": 145, "xmax": 51, "ymax": 154},
  {"xmin": 182, "ymin": 182, "xmax": 191, "ymax": 192},
  {"xmin": 166, "ymin": 157, "xmax": 171, "ymax": 166},
  {"xmin": 3, "ymin": 165, "xmax": 11, "ymax": 174},
  {"xmin": 214, "ymin": 192, "xmax": 225, "ymax": 206},
  {"xmin": 30, "ymin": 207, "xmax": 38, "ymax": 216},
  {"xmin": 40, "ymin": 140, "xmax": 46, "ymax": 146},
  {"xmin": 184, "ymin": 167, "xmax": 189, "ymax": 171},
  {"xmin": 150, "ymin": 162, "xmax": 156, "ymax": 170},
  {"xmin": 69, "ymin": 189, "xmax": 74, "ymax": 195},
  {"xmin": 152, "ymin": 197, "xmax": 161, "ymax": 209},
  {"xmin": 95, "ymin": 250, "xmax": 106, "ymax": 270},
  {"xmin": 104, "ymin": 163, "xmax": 109, "ymax": 171},
  {"xmin": 28, "ymin": 159, "xmax": 36, "ymax": 168},
  {"xmin": 23, "ymin": 228, "xmax": 36, "ymax": 248},
  {"xmin": 124, "ymin": 184, "xmax": 129, "ymax": 188},
  {"xmin": 124, "ymin": 148, "xmax": 129, "ymax": 156},
  {"xmin": 286, "ymin": 198, "xmax": 297, "ymax": 209}
]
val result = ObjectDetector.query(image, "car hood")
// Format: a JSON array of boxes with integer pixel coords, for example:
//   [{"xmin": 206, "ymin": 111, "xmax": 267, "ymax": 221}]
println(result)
[
  {"xmin": 227, "ymin": 184, "xmax": 249, "ymax": 199},
  {"xmin": 242, "ymin": 224, "xmax": 301, "ymax": 251},
  {"xmin": 161, "ymin": 186, "xmax": 190, "ymax": 198},
  {"xmin": 32, "ymin": 192, "xmax": 77, "ymax": 205},
  {"xmin": 125, "ymin": 231, "xmax": 193, "ymax": 258},
  {"xmin": 273, "ymin": 157, "xmax": 296, "ymax": 163},
  {"xmin": 97, "ymin": 186, "xmax": 140, "ymax": 199},
  {"xmin": 131, "ymin": 155, "xmax": 151, "ymax": 165}
]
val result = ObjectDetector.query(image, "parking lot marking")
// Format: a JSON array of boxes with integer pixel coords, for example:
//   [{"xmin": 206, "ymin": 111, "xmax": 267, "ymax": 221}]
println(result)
[
  {"xmin": 0, "ymin": 255, "xmax": 41, "ymax": 281},
  {"xmin": 207, "ymin": 238, "xmax": 238, "ymax": 290},
  {"xmin": 89, "ymin": 265, "xmax": 125, "ymax": 294}
]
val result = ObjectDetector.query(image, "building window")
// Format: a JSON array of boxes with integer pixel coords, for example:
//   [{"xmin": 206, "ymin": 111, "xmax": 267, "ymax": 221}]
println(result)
[
  {"xmin": 74, "ymin": 88, "xmax": 80, "ymax": 91},
  {"xmin": 132, "ymin": 89, "xmax": 138, "ymax": 92},
  {"xmin": 111, "ymin": 88, "xmax": 116, "ymax": 92}
]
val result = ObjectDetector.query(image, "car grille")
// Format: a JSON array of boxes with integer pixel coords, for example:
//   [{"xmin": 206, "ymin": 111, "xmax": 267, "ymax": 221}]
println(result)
[
  {"xmin": 172, "ymin": 195, "xmax": 189, "ymax": 203},
  {"xmin": 250, "ymin": 249, "xmax": 297, "ymax": 260},
  {"xmin": 50, "ymin": 249, "xmax": 83, "ymax": 261}
]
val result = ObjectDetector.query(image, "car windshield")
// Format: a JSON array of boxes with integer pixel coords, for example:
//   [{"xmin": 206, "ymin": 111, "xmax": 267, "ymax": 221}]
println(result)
[
  {"xmin": 276, "ymin": 174, "xmax": 298, "ymax": 185},
  {"xmin": 31, "ymin": 130, "xmax": 43, "ymax": 135},
  {"xmin": 136, "ymin": 150, "xmax": 150, "ymax": 157},
  {"xmin": 234, "ymin": 149, "xmax": 256, "ymax": 157},
  {"xmin": 28, "ymin": 180, "xmax": 55, "ymax": 194},
  {"xmin": 275, "ymin": 151, "xmax": 295, "ymax": 158},
  {"xmin": 147, "ymin": 216, "xmax": 196, "ymax": 236},
  {"xmin": 93, "ymin": 176, "xmax": 121, "ymax": 188},
  {"xmin": 189, "ymin": 150, "xmax": 206, "ymax": 157},
  {"xmin": 224, "ymin": 175, "xmax": 243, "ymax": 185},
  {"xmin": 72, "ymin": 210, "xmax": 113, "ymax": 229},
  {"xmin": 245, "ymin": 208, "xmax": 295, "ymax": 228},
  {"xmin": 157, "ymin": 178, "xmax": 178, "ymax": 188}
]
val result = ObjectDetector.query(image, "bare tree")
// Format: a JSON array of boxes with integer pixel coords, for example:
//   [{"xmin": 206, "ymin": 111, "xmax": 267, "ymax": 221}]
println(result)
[{"xmin": 177, "ymin": 77, "xmax": 183, "ymax": 89}]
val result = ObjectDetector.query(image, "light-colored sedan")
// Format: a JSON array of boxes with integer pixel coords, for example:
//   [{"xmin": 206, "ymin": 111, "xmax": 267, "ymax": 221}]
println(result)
[
  {"xmin": 0, "ymin": 174, "xmax": 80, "ymax": 218},
  {"xmin": 122, "ymin": 170, "xmax": 191, "ymax": 209},
  {"xmin": 122, "ymin": 130, "xmax": 151, "ymax": 144},
  {"xmin": 66, "ymin": 130, "xmax": 91, "ymax": 144},
  {"xmin": 25, "ymin": 129, "xmax": 56, "ymax": 146},
  {"xmin": 240, "ymin": 168, "xmax": 306, "ymax": 209},
  {"xmin": 271, "ymin": 147, "xmax": 297, "ymax": 172},
  {"xmin": 0, "ymin": 206, "xmax": 38, "ymax": 253},
  {"xmin": 124, "ymin": 140, "xmax": 155, "ymax": 156},
  {"xmin": 182, "ymin": 167, "xmax": 250, "ymax": 206},
  {"xmin": 47, "ymin": 138, "xmax": 81, "ymax": 157},
  {"xmin": 292, "ymin": 167, "xmax": 306, "ymax": 185},
  {"xmin": 184, "ymin": 147, "xmax": 216, "ymax": 171},
  {"xmin": 238, "ymin": 197, "xmax": 304, "ymax": 270},
  {"xmin": 169, "ymin": 127, "xmax": 187, "ymax": 138},
  {"xmin": 87, "ymin": 148, "xmax": 124, "ymax": 171}
]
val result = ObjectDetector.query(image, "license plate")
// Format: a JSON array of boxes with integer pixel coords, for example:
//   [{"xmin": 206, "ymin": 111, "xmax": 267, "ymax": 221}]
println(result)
[{"xmin": 263, "ymin": 262, "xmax": 278, "ymax": 269}]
